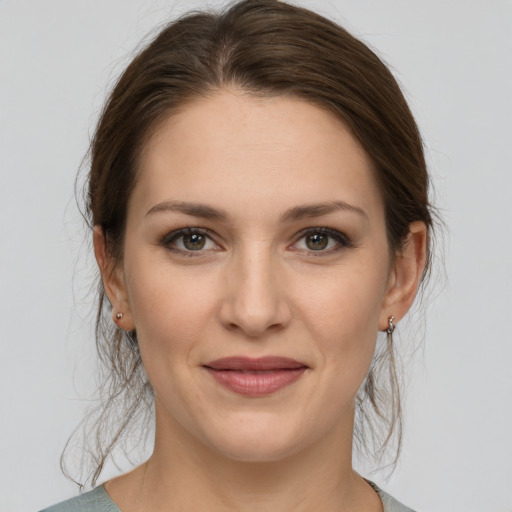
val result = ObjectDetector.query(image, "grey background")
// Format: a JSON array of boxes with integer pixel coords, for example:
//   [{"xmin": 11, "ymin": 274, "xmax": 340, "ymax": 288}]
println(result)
[{"xmin": 1, "ymin": 1, "xmax": 511, "ymax": 510}]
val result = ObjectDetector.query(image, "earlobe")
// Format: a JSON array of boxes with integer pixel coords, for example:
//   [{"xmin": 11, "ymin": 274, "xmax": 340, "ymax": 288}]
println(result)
[
  {"xmin": 93, "ymin": 226, "xmax": 135, "ymax": 330},
  {"xmin": 379, "ymin": 221, "xmax": 428, "ymax": 331}
]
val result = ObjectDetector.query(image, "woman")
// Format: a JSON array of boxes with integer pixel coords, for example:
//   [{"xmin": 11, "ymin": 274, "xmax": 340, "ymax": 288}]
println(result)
[{"xmin": 41, "ymin": 0, "xmax": 434, "ymax": 510}]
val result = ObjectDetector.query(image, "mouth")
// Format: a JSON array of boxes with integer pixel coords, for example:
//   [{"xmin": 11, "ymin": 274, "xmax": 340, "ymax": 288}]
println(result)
[{"xmin": 203, "ymin": 356, "xmax": 309, "ymax": 397}]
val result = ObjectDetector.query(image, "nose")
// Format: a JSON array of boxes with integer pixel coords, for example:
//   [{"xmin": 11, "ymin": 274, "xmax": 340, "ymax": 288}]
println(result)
[{"xmin": 218, "ymin": 245, "xmax": 292, "ymax": 338}]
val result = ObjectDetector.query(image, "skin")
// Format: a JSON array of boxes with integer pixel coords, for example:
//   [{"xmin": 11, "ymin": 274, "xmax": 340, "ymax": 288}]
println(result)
[{"xmin": 95, "ymin": 90, "xmax": 427, "ymax": 512}]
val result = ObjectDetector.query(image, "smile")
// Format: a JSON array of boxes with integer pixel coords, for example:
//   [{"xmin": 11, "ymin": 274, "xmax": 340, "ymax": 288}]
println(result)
[{"xmin": 203, "ymin": 357, "xmax": 309, "ymax": 397}]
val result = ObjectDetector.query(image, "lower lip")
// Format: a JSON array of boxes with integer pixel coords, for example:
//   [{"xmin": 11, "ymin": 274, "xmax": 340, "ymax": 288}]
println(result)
[{"xmin": 205, "ymin": 367, "xmax": 307, "ymax": 396}]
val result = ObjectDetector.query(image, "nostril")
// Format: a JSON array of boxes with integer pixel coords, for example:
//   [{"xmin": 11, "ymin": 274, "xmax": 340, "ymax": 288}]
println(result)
[
  {"xmin": 223, "ymin": 318, "xmax": 286, "ymax": 338},
  {"xmin": 217, "ymin": 264, "xmax": 292, "ymax": 336}
]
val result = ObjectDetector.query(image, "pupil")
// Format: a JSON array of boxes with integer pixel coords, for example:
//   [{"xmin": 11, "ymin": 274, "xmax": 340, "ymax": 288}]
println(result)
[
  {"xmin": 184, "ymin": 233, "xmax": 205, "ymax": 250},
  {"xmin": 306, "ymin": 233, "xmax": 328, "ymax": 250}
]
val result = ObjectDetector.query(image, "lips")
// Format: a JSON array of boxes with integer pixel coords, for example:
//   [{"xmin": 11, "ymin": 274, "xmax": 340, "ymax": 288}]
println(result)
[{"xmin": 203, "ymin": 357, "xmax": 308, "ymax": 396}]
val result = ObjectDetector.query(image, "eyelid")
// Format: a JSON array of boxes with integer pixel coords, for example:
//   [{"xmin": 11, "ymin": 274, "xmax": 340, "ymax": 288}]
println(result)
[
  {"xmin": 160, "ymin": 227, "xmax": 221, "ymax": 255},
  {"xmin": 159, "ymin": 226, "xmax": 353, "ymax": 256},
  {"xmin": 290, "ymin": 227, "xmax": 353, "ymax": 253}
]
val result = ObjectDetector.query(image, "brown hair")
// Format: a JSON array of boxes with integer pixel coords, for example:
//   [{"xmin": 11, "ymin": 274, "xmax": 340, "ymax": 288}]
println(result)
[{"xmin": 66, "ymin": 0, "xmax": 435, "ymax": 486}]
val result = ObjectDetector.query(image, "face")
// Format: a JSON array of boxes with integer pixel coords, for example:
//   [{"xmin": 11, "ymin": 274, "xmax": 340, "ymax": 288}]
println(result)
[{"xmin": 102, "ymin": 90, "xmax": 408, "ymax": 463}]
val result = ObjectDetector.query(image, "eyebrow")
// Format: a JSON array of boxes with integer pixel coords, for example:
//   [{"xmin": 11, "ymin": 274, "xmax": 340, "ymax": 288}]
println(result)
[
  {"xmin": 146, "ymin": 201, "xmax": 229, "ymax": 221},
  {"xmin": 145, "ymin": 200, "xmax": 367, "ymax": 222},
  {"xmin": 281, "ymin": 200, "xmax": 368, "ymax": 222}
]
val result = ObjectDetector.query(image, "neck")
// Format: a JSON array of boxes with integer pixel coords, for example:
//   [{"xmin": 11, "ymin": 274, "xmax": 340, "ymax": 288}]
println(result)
[{"xmin": 106, "ymin": 401, "xmax": 382, "ymax": 512}]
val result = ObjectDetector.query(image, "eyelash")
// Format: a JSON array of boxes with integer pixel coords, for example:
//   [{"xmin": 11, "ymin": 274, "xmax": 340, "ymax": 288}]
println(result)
[
  {"xmin": 292, "ymin": 227, "xmax": 353, "ymax": 255},
  {"xmin": 160, "ymin": 227, "xmax": 217, "ymax": 257},
  {"xmin": 160, "ymin": 226, "xmax": 352, "ymax": 257}
]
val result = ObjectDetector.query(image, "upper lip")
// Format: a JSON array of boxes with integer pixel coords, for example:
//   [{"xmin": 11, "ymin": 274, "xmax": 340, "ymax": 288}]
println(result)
[{"xmin": 204, "ymin": 356, "xmax": 308, "ymax": 371}]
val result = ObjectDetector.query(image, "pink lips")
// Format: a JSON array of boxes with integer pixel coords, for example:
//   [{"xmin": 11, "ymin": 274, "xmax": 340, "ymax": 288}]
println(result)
[{"xmin": 204, "ymin": 357, "xmax": 308, "ymax": 397}]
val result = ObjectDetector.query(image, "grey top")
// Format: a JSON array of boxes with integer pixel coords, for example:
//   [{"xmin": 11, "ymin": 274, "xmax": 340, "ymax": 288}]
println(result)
[{"xmin": 40, "ymin": 483, "xmax": 415, "ymax": 512}]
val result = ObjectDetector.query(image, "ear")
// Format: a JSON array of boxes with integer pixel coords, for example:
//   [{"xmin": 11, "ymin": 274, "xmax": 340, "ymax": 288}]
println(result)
[
  {"xmin": 93, "ymin": 225, "xmax": 135, "ymax": 331},
  {"xmin": 379, "ymin": 221, "xmax": 428, "ymax": 331}
]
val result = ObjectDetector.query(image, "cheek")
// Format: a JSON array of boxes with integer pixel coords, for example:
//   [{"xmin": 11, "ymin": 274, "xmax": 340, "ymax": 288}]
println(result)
[
  {"xmin": 123, "ymin": 260, "xmax": 224, "ymax": 417},
  {"xmin": 293, "ymin": 257, "xmax": 389, "ymax": 379},
  {"xmin": 124, "ymin": 255, "xmax": 221, "ymax": 359},
  {"xmin": 300, "ymin": 266, "xmax": 387, "ymax": 338}
]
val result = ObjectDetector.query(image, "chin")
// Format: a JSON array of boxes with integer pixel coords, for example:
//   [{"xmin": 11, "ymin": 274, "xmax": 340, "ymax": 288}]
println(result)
[
  {"xmin": 211, "ymin": 436, "xmax": 303, "ymax": 463},
  {"xmin": 198, "ymin": 413, "xmax": 315, "ymax": 463}
]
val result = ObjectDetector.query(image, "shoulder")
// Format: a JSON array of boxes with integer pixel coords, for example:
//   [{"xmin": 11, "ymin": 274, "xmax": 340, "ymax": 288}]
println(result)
[
  {"xmin": 379, "ymin": 490, "xmax": 417, "ymax": 512},
  {"xmin": 39, "ymin": 486, "xmax": 121, "ymax": 512},
  {"xmin": 367, "ymin": 480, "xmax": 417, "ymax": 512}
]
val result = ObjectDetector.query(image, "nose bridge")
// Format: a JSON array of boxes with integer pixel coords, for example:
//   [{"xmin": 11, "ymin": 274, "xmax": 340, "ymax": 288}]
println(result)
[{"xmin": 219, "ymin": 241, "xmax": 290, "ymax": 337}]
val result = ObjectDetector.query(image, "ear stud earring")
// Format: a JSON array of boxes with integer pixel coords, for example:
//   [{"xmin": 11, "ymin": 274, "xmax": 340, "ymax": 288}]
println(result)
[{"xmin": 116, "ymin": 312, "xmax": 124, "ymax": 320}]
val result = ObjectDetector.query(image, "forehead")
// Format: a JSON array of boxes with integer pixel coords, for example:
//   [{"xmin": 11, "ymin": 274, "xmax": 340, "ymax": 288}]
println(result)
[{"xmin": 133, "ymin": 90, "xmax": 384, "ymax": 222}]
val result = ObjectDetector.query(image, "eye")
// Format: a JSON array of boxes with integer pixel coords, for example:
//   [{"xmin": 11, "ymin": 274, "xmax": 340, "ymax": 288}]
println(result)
[
  {"xmin": 292, "ymin": 228, "xmax": 351, "ymax": 253},
  {"xmin": 304, "ymin": 232, "xmax": 330, "ymax": 251},
  {"xmin": 161, "ymin": 228, "xmax": 219, "ymax": 254},
  {"xmin": 179, "ymin": 232, "xmax": 208, "ymax": 251}
]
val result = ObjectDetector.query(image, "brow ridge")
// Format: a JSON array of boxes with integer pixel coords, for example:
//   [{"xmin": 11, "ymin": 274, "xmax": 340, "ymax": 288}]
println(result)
[
  {"xmin": 146, "ymin": 201, "xmax": 229, "ymax": 221},
  {"xmin": 145, "ymin": 199, "xmax": 367, "ymax": 222},
  {"xmin": 280, "ymin": 200, "xmax": 368, "ymax": 222}
]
